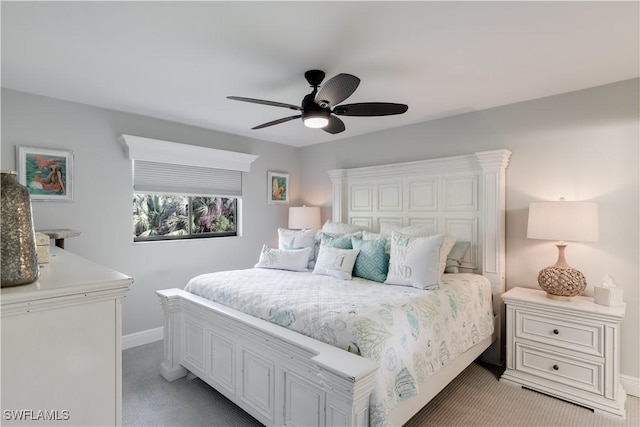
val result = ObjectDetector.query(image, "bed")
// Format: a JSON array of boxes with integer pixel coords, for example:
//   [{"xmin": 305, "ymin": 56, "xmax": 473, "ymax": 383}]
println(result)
[{"xmin": 157, "ymin": 149, "xmax": 511, "ymax": 426}]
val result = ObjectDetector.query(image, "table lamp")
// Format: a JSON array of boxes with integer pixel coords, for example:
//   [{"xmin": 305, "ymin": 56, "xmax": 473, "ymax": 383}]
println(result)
[
  {"xmin": 527, "ymin": 198, "xmax": 599, "ymax": 300},
  {"xmin": 288, "ymin": 206, "xmax": 321, "ymax": 230}
]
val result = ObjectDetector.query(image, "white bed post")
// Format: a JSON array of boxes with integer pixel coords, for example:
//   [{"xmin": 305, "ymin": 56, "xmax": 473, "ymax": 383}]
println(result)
[
  {"xmin": 328, "ymin": 169, "xmax": 347, "ymax": 222},
  {"xmin": 475, "ymin": 149, "xmax": 511, "ymax": 365},
  {"xmin": 157, "ymin": 289, "xmax": 188, "ymax": 381}
]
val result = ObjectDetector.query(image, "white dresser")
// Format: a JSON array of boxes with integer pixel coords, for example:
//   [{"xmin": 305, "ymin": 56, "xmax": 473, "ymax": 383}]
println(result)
[
  {"xmin": 1, "ymin": 247, "xmax": 132, "ymax": 426},
  {"xmin": 500, "ymin": 287, "xmax": 626, "ymax": 419}
]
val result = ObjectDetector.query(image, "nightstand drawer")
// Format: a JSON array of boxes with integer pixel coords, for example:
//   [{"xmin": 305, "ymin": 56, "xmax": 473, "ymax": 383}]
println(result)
[
  {"xmin": 516, "ymin": 310, "xmax": 603, "ymax": 356},
  {"xmin": 515, "ymin": 343, "xmax": 603, "ymax": 395}
]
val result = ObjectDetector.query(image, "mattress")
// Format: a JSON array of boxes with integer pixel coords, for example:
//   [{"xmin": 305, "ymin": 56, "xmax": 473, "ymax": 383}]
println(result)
[{"xmin": 185, "ymin": 269, "xmax": 493, "ymax": 425}]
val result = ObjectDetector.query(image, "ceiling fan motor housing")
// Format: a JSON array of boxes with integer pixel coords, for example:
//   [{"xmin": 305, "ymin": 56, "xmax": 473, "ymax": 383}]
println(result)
[{"xmin": 301, "ymin": 92, "xmax": 330, "ymax": 122}]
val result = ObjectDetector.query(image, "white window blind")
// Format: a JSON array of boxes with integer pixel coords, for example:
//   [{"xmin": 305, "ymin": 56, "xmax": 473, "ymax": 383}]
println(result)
[
  {"xmin": 120, "ymin": 134, "xmax": 258, "ymax": 197},
  {"xmin": 133, "ymin": 160, "xmax": 242, "ymax": 197}
]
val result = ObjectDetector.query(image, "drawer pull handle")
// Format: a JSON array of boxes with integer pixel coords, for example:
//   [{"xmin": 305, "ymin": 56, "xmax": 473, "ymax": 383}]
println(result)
[
  {"xmin": 553, "ymin": 365, "xmax": 559, "ymax": 371},
  {"xmin": 552, "ymin": 329, "xmax": 559, "ymax": 335}
]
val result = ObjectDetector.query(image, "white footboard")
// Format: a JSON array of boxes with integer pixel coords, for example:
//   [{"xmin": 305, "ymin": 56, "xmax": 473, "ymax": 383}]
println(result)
[{"xmin": 157, "ymin": 288, "xmax": 378, "ymax": 427}]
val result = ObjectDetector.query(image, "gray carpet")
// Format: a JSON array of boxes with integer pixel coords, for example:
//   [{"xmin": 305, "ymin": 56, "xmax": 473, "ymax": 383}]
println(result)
[{"xmin": 123, "ymin": 341, "xmax": 639, "ymax": 427}]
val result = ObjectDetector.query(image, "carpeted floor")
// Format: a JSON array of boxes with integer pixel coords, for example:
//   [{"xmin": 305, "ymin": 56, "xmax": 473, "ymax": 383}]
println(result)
[{"xmin": 123, "ymin": 340, "xmax": 639, "ymax": 427}]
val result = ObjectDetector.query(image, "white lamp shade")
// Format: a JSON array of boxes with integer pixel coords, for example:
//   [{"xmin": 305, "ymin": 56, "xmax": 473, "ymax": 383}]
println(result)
[
  {"xmin": 527, "ymin": 201, "xmax": 599, "ymax": 242},
  {"xmin": 288, "ymin": 206, "xmax": 321, "ymax": 230}
]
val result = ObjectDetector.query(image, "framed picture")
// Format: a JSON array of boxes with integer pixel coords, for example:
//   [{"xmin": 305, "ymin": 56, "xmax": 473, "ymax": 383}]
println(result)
[
  {"xmin": 268, "ymin": 171, "xmax": 289, "ymax": 204},
  {"xmin": 16, "ymin": 146, "xmax": 74, "ymax": 202}
]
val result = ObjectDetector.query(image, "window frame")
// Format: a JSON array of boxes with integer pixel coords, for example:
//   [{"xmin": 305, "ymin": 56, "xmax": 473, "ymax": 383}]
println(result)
[{"xmin": 133, "ymin": 193, "xmax": 239, "ymax": 243}]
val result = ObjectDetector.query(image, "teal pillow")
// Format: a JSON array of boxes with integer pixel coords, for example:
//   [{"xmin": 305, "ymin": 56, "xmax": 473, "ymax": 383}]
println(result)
[
  {"xmin": 320, "ymin": 232, "xmax": 353, "ymax": 249},
  {"xmin": 351, "ymin": 236, "xmax": 388, "ymax": 283}
]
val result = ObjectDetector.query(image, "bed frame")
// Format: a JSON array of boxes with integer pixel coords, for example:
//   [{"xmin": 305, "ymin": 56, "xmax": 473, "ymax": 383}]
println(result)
[{"xmin": 157, "ymin": 149, "xmax": 511, "ymax": 426}]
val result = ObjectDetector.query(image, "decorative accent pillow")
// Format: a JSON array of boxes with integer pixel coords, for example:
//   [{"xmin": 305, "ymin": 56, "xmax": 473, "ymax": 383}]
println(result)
[
  {"xmin": 439, "ymin": 235, "xmax": 457, "ymax": 276},
  {"xmin": 362, "ymin": 230, "xmax": 383, "ymax": 241},
  {"xmin": 254, "ymin": 245, "xmax": 311, "ymax": 272},
  {"xmin": 278, "ymin": 228, "xmax": 316, "ymax": 269},
  {"xmin": 445, "ymin": 241, "xmax": 470, "ymax": 273},
  {"xmin": 352, "ymin": 236, "xmax": 388, "ymax": 283},
  {"xmin": 321, "ymin": 220, "xmax": 368, "ymax": 235},
  {"xmin": 379, "ymin": 224, "xmax": 435, "ymax": 253},
  {"xmin": 384, "ymin": 232, "xmax": 444, "ymax": 290},
  {"xmin": 312, "ymin": 246, "xmax": 360, "ymax": 280},
  {"xmin": 320, "ymin": 232, "xmax": 353, "ymax": 249}
]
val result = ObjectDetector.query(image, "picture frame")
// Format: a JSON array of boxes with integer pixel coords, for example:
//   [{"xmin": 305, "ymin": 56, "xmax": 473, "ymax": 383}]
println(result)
[
  {"xmin": 267, "ymin": 171, "xmax": 289, "ymax": 204},
  {"xmin": 16, "ymin": 146, "xmax": 74, "ymax": 202}
]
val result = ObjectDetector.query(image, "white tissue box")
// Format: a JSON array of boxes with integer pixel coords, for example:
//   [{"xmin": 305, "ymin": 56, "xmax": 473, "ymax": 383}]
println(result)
[{"xmin": 594, "ymin": 286, "xmax": 624, "ymax": 307}]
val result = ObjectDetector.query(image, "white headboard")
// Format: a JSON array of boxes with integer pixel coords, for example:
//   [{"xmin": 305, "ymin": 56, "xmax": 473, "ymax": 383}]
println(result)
[{"xmin": 328, "ymin": 149, "xmax": 511, "ymax": 363}]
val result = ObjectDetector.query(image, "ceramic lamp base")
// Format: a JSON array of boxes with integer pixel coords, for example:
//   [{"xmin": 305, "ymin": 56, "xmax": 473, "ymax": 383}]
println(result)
[
  {"xmin": 537, "ymin": 243, "xmax": 587, "ymax": 299},
  {"xmin": 538, "ymin": 265, "xmax": 587, "ymax": 299},
  {"xmin": 545, "ymin": 292, "xmax": 575, "ymax": 301}
]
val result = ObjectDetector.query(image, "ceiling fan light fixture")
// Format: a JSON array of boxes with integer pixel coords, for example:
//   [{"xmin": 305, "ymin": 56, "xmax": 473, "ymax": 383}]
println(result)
[
  {"xmin": 301, "ymin": 104, "xmax": 330, "ymax": 129},
  {"xmin": 303, "ymin": 116, "xmax": 329, "ymax": 128}
]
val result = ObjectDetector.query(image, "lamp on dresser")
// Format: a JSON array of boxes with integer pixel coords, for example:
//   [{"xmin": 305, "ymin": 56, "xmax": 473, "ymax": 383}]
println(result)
[
  {"xmin": 527, "ymin": 198, "xmax": 599, "ymax": 300},
  {"xmin": 288, "ymin": 205, "xmax": 321, "ymax": 230}
]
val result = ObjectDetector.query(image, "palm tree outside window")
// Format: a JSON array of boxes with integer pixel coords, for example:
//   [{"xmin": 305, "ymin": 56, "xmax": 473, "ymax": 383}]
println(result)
[{"xmin": 133, "ymin": 194, "xmax": 237, "ymax": 242}]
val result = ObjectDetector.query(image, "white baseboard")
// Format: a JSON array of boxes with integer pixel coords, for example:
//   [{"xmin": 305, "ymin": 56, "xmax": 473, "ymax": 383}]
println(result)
[
  {"xmin": 122, "ymin": 327, "xmax": 163, "ymax": 350},
  {"xmin": 621, "ymin": 374, "xmax": 640, "ymax": 398}
]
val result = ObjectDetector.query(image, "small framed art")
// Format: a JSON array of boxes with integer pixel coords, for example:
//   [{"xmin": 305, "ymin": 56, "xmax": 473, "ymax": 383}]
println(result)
[
  {"xmin": 16, "ymin": 146, "xmax": 74, "ymax": 201},
  {"xmin": 268, "ymin": 171, "xmax": 288, "ymax": 204}
]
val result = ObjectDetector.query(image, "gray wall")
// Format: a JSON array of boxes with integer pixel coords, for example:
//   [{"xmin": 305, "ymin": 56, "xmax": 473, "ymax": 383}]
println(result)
[
  {"xmin": 299, "ymin": 79, "xmax": 639, "ymax": 378},
  {"xmin": 2, "ymin": 79, "xmax": 638, "ymax": 379},
  {"xmin": 1, "ymin": 88, "xmax": 301, "ymax": 335}
]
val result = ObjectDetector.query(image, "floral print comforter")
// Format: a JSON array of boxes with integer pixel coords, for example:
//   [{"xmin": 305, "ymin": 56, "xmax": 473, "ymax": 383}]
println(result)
[{"xmin": 185, "ymin": 270, "xmax": 494, "ymax": 426}]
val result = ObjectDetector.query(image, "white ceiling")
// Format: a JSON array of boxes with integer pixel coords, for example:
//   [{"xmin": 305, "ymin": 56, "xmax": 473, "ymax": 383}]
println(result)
[{"xmin": 2, "ymin": 1, "xmax": 638, "ymax": 148}]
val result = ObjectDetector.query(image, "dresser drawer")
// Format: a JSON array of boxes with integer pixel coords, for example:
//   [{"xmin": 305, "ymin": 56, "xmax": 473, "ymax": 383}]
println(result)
[
  {"xmin": 515, "ymin": 310, "xmax": 603, "ymax": 356},
  {"xmin": 515, "ymin": 343, "xmax": 603, "ymax": 395}
]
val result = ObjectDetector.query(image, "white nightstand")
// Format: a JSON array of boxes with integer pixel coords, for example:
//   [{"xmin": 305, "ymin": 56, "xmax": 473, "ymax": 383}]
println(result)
[{"xmin": 500, "ymin": 287, "xmax": 626, "ymax": 419}]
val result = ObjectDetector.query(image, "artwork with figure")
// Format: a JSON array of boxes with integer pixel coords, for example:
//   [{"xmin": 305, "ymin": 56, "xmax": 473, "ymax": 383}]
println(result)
[
  {"xmin": 17, "ymin": 146, "xmax": 73, "ymax": 201},
  {"xmin": 268, "ymin": 171, "xmax": 288, "ymax": 204},
  {"xmin": 27, "ymin": 155, "xmax": 66, "ymax": 195}
]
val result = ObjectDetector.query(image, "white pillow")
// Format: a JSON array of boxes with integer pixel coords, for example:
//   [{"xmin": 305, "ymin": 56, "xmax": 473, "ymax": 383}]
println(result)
[
  {"xmin": 362, "ymin": 230, "xmax": 383, "ymax": 240},
  {"xmin": 439, "ymin": 235, "xmax": 457, "ymax": 276},
  {"xmin": 380, "ymin": 223, "xmax": 435, "ymax": 240},
  {"xmin": 379, "ymin": 223, "xmax": 435, "ymax": 253},
  {"xmin": 321, "ymin": 220, "xmax": 368, "ymax": 235},
  {"xmin": 378, "ymin": 224, "xmax": 456, "ymax": 276},
  {"xmin": 278, "ymin": 228, "xmax": 316, "ymax": 268},
  {"xmin": 254, "ymin": 245, "xmax": 311, "ymax": 272},
  {"xmin": 385, "ymin": 232, "xmax": 444, "ymax": 290},
  {"xmin": 445, "ymin": 241, "xmax": 471, "ymax": 273},
  {"xmin": 312, "ymin": 246, "xmax": 360, "ymax": 280}
]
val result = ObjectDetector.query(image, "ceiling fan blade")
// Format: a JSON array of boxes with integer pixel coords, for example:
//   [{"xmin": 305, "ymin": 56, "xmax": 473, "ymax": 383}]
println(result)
[
  {"xmin": 315, "ymin": 74, "xmax": 360, "ymax": 108},
  {"xmin": 227, "ymin": 96, "xmax": 301, "ymax": 111},
  {"xmin": 333, "ymin": 102, "xmax": 408, "ymax": 116},
  {"xmin": 251, "ymin": 115, "xmax": 302, "ymax": 130},
  {"xmin": 323, "ymin": 115, "xmax": 346, "ymax": 134}
]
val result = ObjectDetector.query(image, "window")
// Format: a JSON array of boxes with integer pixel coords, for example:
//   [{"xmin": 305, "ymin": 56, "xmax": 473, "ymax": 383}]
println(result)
[
  {"xmin": 120, "ymin": 134, "xmax": 258, "ymax": 243},
  {"xmin": 133, "ymin": 194, "xmax": 237, "ymax": 241}
]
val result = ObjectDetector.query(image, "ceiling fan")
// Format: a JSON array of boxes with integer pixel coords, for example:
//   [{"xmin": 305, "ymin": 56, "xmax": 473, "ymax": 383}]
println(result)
[{"xmin": 227, "ymin": 70, "xmax": 408, "ymax": 134}]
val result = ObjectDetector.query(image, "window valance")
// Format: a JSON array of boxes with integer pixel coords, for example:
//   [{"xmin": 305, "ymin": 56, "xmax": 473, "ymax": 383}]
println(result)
[{"xmin": 119, "ymin": 134, "xmax": 258, "ymax": 172}]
